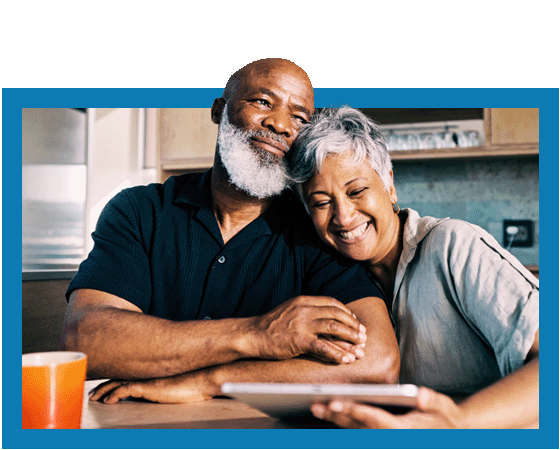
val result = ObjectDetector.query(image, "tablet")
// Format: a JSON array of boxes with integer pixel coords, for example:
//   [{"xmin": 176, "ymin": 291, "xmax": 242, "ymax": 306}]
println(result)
[{"xmin": 221, "ymin": 382, "xmax": 419, "ymax": 419}]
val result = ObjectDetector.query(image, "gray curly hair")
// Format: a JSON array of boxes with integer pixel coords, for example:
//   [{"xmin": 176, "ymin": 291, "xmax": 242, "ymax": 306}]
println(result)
[{"xmin": 288, "ymin": 106, "xmax": 393, "ymax": 193}]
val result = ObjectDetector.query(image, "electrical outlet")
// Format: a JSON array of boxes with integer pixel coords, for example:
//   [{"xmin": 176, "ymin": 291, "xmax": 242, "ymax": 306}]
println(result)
[{"xmin": 503, "ymin": 220, "xmax": 533, "ymax": 247}]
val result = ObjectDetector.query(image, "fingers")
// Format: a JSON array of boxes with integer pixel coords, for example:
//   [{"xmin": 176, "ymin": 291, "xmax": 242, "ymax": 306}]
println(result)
[
  {"xmin": 88, "ymin": 380, "xmax": 124, "ymax": 402},
  {"xmin": 103, "ymin": 383, "xmax": 143, "ymax": 404},
  {"xmin": 295, "ymin": 296, "xmax": 368, "ymax": 347},
  {"xmin": 322, "ymin": 336, "xmax": 367, "ymax": 354},
  {"xmin": 291, "ymin": 296, "xmax": 364, "ymax": 333},
  {"xmin": 311, "ymin": 400, "xmax": 399, "ymax": 429},
  {"xmin": 312, "ymin": 297, "xmax": 364, "ymax": 332},
  {"xmin": 311, "ymin": 400, "xmax": 375, "ymax": 428},
  {"xmin": 315, "ymin": 336, "xmax": 366, "ymax": 363},
  {"xmin": 416, "ymin": 387, "xmax": 456, "ymax": 413},
  {"xmin": 89, "ymin": 379, "xmax": 138, "ymax": 404},
  {"xmin": 314, "ymin": 314, "xmax": 367, "ymax": 345},
  {"xmin": 311, "ymin": 401, "xmax": 362, "ymax": 428},
  {"xmin": 302, "ymin": 300, "xmax": 367, "ymax": 363},
  {"xmin": 306, "ymin": 338, "xmax": 365, "ymax": 364},
  {"xmin": 415, "ymin": 387, "xmax": 462, "ymax": 427},
  {"xmin": 255, "ymin": 296, "xmax": 368, "ymax": 362}
]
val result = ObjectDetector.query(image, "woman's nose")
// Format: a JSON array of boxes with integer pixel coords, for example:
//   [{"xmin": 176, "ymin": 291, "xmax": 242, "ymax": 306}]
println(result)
[{"xmin": 332, "ymin": 200, "xmax": 356, "ymax": 227}]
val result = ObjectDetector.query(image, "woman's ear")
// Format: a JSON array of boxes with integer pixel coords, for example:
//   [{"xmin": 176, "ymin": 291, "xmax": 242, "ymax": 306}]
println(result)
[
  {"xmin": 211, "ymin": 98, "xmax": 225, "ymax": 124},
  {"xmin": 388, "ymin": 171, "xmax": 398, "ymax": 204}
]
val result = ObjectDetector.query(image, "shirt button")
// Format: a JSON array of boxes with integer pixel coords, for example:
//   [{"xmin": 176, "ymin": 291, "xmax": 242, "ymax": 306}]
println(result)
[
  {"xmin": 203, "ymin": 316, "xmax": 211, "ymax": 320},
  {"xmin": 218, "ymin": 256, "xmax": 226, "ymax": 264}
]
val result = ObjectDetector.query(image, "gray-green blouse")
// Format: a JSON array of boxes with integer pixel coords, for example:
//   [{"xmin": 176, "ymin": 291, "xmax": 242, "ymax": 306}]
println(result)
[{"xmin": 391, "ymin": 209, "xmax": 539, "ymax": 395}]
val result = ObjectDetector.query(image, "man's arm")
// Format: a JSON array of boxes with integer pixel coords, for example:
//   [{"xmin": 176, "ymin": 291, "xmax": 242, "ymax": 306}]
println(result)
[
  {"xmin": 61, "ymin": 289, "xmax": 369, "ymax": 380},
  {"xmin": 88, "ymin": 296, "xmax": 400, "ymax": 403}
]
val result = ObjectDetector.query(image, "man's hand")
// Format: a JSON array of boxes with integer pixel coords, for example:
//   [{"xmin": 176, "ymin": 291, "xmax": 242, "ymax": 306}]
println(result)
[
  {"xmin": 63, "ymin": 290, "xmax": 369, "ymax": 381},
  {"xmin": 310, "ymin": 387, "xmax": 463, "ymax": 429},
  {"xmin": 250, "ymin": 296, "xmax": 367, "ymax": 364},
  {"xmin": 89, "ymin": 371, "xmax": 217, "ymax": 404}
]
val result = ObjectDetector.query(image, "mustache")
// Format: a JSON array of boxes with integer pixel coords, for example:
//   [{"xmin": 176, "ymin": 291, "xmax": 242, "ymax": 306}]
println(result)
[{"xmin": 246, "ymin": 129, "xmax": 289, "ymax": 153}]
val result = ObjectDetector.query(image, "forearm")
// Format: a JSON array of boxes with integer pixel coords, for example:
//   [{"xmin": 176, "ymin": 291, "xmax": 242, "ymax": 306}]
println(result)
[
  {"xmin": 457, "ymin": 358, "xmax": 539, "ymax": 429},
  {"xmin": 63, "ymin": 300, "xmax": 256, "ymax": 380},
  {"xmin": 88, "ymin": 296, "xmax": 400, "ymax": 404},
  {"xmin": 206, "ymin": 297, "xmax": 400, "ymax": 395},
  {"xmin": 205, "ymin": 354, "xmax": 394, "ymax": 398},
  {"xmin": 63, "ymin": 290, "xmax": 374, "ymax": 381}
]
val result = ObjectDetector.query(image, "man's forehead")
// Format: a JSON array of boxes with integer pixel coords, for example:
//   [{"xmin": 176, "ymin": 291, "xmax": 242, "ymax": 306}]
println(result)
[
  {"xmin": 225, "ymin": 59, "xmax": 314, "ymax": 108},
  {"xmin": 244, "ymin": 69, "xmax": 313, "ymax": 107}
]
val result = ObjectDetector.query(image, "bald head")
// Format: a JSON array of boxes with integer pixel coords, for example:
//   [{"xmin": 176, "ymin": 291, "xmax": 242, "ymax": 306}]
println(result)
[{"xmin": 223, "ymin": 58, "xmax": 313, "ymax": 105}]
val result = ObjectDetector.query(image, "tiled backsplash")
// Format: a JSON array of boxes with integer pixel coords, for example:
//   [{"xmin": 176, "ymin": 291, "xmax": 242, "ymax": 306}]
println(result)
[{"xmin": 393, "ymin": 157, "xmax": 539, "ymax": 265}]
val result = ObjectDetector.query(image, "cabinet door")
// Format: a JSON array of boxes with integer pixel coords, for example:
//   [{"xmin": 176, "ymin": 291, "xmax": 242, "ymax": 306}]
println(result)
[
  {"xmin": 159, "ymin": 108, "xmax": 217, "ymax": 171},
  {"xmin": 488, "ymin": 108, "xmax": 539, "ymax": 145}
]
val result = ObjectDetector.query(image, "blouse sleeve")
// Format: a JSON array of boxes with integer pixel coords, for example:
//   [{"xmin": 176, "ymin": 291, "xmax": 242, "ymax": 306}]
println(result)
[{"xmin": 433, "ymin": 220, "xmax": 539, "ymax": 376}]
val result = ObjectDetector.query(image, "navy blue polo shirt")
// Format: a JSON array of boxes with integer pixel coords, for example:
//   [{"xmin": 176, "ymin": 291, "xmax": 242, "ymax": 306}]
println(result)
[{"xmin": 66, "ymin": 171, "xmax": 382, "ymax": 320}]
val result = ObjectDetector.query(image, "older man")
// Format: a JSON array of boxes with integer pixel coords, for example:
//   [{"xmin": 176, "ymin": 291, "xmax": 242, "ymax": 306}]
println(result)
[{"xmin": 62, "ymin": 58, "xmax": 399, "ymax": 403}]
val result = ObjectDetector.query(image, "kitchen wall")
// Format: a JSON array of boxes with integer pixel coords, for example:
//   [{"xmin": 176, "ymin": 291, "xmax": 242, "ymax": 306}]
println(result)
[
  {"xmin": 22, "ymin": 108, "xmax": 158, "ymax": 274},
  {"xmin": 393, "ymin": 157, "xmax": 539, "ymax": 265},
  {"xmin": 85, "ymin": 108, "xmax": 157, "ymax": 253},
  {"xmin": 22, "ymin": 108, "xmax": 87, "ymax": 271}
]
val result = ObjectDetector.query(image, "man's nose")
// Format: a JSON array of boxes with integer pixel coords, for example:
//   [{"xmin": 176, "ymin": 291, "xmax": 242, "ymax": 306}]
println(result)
[{"xmin": 262, "ymin": 109, "xmax": 292, "ymax": 138}]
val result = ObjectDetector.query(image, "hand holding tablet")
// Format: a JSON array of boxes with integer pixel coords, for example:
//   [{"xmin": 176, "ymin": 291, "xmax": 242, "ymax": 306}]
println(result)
[{"xmin": 221, "ymin": 382, "xmax": 419, "ymax": 419}]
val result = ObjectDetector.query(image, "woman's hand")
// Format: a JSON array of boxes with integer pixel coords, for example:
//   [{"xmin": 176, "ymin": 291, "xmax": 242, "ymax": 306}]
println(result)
[
  {"xmin": 311, "ymin": 387, "xmax": 463, "ymax": 429},
  {"xmin": 88, "ymin": 370, "xmax": 218, "ymax": 404}
]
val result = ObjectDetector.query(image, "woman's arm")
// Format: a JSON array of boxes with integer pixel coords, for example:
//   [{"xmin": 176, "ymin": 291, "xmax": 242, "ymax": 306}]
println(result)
[
  {"xmin": 456, "ymin": 328, "xmax": 538, "ymax": 429},
  {"xmin": 311, "ymin": 329, "xmax": 539, "ymax": 429}
]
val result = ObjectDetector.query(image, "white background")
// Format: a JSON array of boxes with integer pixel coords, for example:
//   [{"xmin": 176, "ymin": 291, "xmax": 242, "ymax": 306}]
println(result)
[{"xmin": 1, "ymin": 0, "xmax": 558, "ymax": 89}]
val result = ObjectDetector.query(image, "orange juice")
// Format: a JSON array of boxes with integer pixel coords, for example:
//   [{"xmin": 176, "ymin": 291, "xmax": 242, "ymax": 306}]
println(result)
[{"xmin": 22, "ymin": 352, "xmax": 87, "ymax": 429}]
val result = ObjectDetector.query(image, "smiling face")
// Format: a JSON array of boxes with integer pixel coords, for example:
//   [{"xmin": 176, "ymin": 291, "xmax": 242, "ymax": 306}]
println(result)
[
  {"xmin": 214, "ymin": 59, "xmax": 314, "ymax": 157},
  {"xmin": 212, "ymin": 59, "xmax": 314, "ymax": 198},
  {"xmin": 302, "ymin": 152, "xmax": 400, "ymax": 266}
]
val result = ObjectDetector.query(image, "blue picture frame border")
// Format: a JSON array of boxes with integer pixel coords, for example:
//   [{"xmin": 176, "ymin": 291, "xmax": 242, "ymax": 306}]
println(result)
[{"xmin": 4, "ymin": 87, "xmax": 558, "ymax": 449}]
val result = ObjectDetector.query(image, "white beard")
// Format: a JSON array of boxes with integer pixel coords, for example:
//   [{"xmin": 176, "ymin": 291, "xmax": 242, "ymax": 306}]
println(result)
[{"xmin": 217, "ymin": 105, "xmax": 291, "ymax": 199}]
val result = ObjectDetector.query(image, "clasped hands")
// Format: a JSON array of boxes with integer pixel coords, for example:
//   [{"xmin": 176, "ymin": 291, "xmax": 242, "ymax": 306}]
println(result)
[{"xmin": 89, "ymin": 295, "xmax": 367, "ymax": 404}]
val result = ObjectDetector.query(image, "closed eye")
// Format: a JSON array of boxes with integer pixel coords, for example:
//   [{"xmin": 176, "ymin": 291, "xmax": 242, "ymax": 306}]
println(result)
[
  {"xmin": 293, "ymin": 115, "xmax": 309, "ymax": 125},
  {"xmin": 310, "ymin": 200, "xmax": 331, "ymax": 209},
  {"xmin": 349, "ymin": 187, "xmax": 367, "ymax": 197}
]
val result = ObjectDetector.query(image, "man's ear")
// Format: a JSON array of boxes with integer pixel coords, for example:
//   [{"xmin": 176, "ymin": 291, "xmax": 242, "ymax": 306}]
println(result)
[{"xmin": 211, "ymin": 98, "xmax": 225, "ymax": 124}]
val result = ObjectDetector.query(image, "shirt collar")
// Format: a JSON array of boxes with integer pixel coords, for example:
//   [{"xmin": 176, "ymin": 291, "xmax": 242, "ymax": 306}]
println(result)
[
  {"xmin": 401, "ymin": 208, "xmax": 448, "ymax": 264},
  {"xmin": 172, "ymin": 169, "xmax": 301, "ymax": 241},
  {"xmin": 392, "ymin": 208, "xmax": 448, "ymax": 303},
  {"xmin": 173, "ymin": 169, "xmax": 213, "ymax": 210}
]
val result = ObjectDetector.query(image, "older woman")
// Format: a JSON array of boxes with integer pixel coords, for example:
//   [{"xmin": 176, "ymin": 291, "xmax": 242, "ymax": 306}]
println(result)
[{"xmin": 288, "ymin": 107, "xmax": 539, "ymax": 429}]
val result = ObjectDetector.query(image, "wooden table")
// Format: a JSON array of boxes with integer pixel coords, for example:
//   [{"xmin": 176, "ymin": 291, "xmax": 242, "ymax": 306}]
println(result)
[{"xmin": 81, "ymin": 380, "xmax": 332, "ymax": 429}]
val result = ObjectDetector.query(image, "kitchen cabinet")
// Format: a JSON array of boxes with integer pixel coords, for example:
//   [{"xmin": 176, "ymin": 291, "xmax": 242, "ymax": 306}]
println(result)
[
  {"xmin": 361, "ymin": 108, "xmax": 539, "ymax": 161},
  {"xmin": 485, "ymin": 108, "xmax": 539, "ymax": 146},
  {"xmin": 156, "ymin": 107, "xmax": 539, "ymax": 181},
  {"xmin": 158, "ymin": 108, "xmax": 217, "ymax": 181}
]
